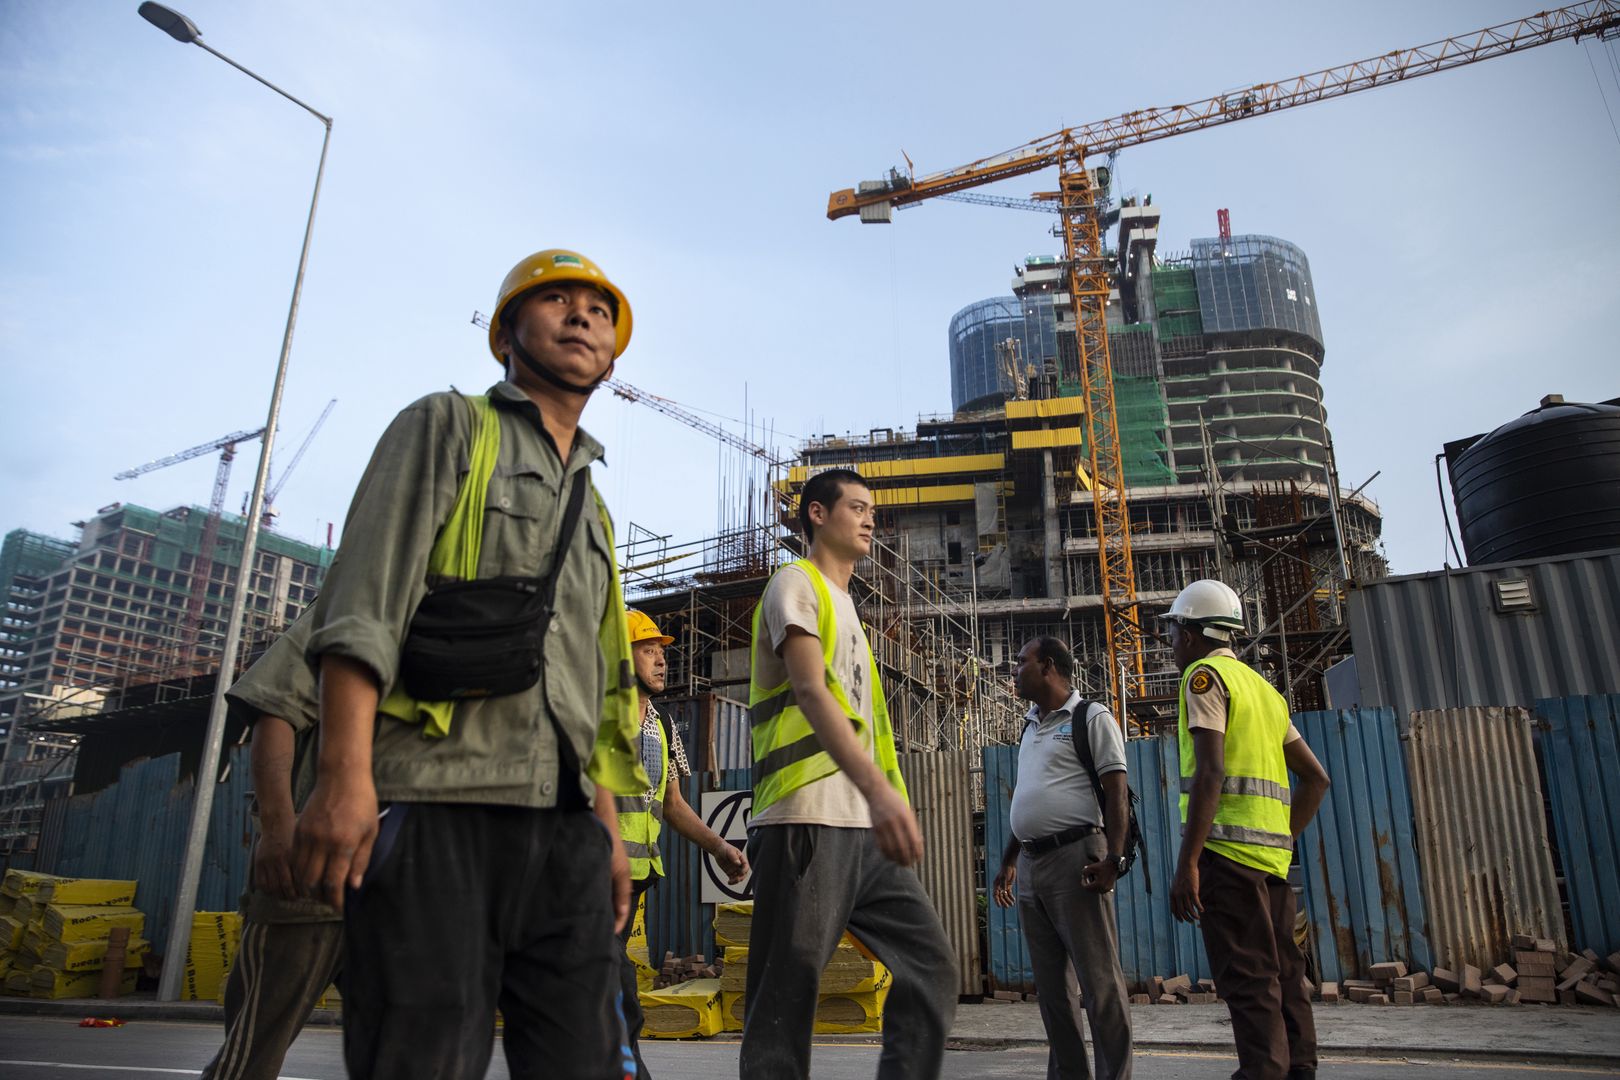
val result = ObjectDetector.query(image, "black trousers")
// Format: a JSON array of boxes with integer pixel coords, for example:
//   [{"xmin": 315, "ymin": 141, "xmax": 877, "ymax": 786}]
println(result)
[
  {"xmin": 615, "ymin": 877, "xmax": 655, "ymax": 1079},
  {"xmin": 1197, "ymin": 849, "xmax": 1317, "ymax": 1080},
  {"xmin": 342, "ymin": 803, "xmax": 632, "ymax": 1080}
]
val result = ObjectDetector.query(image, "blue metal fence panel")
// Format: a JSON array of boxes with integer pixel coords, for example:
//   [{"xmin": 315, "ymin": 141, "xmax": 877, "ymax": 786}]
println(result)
[
  {"xmin": 1535, "ymin": 694, "xmax": 1620, "ymax": 956},
  {"xmin": 40, "ymin": 746, "xmax": 254, "ymax": 958},
  {"xmin": 1114, "ymin": 736, "xmax": 1209, "ymax": 984},
  {"xmin": 982, "ymin": 743, "xmax": 1031, "ymax": 993},
  {"xmin": 1294, "ymin": 707, "xmax": 1432, "ymax": 981}
]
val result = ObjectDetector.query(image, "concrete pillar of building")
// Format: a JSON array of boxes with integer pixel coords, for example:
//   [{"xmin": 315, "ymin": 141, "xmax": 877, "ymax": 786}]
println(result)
[{"xmin": 1041, "ymin": 449, "xmax": 1064, "ymax": 599}]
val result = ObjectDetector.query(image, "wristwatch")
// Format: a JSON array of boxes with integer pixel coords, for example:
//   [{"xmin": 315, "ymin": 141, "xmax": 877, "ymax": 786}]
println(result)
[{"xmin": 1113, "ymin": 855, "xmax": 1129, "ymax": 874}]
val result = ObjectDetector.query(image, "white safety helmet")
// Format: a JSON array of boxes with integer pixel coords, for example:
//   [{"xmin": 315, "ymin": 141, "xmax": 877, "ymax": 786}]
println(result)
[{"xmin": 1163, "ymin": 579, "xmax": 1245, "ymax": 642}]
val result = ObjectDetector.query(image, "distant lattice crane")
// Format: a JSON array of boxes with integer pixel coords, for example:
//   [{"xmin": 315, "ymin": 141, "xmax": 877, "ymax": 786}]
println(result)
[
  {"xmin": 257, "ymin": 398, "xmax": 337, "ymax": 526},
  {"xmin": 117, "ymin": 426, "xmax": 266, "ymax": 670}
]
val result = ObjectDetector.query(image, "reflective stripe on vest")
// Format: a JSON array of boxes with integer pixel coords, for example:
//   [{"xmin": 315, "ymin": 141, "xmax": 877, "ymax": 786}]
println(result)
[
  {"xmin": 747, "ymin": 559, "xmax": 908, "ymax": 817},
  {"xmin": 1177, "ymin": 654, "xmax": 1295, "ymax": 877},
  {"xmin": 616, "ymin": 714, "xmax": 668, "ymax": 881}
]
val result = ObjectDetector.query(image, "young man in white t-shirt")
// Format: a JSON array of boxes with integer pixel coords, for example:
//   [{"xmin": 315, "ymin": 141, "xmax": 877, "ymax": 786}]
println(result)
[{"xmin": 740, "ymin": 469, "xmax": 957, "ymax": 1080}]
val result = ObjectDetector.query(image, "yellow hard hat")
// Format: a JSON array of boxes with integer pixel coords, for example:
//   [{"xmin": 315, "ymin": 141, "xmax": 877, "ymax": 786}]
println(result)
[
  {"xmin": 488, "ymin": 249, "xmax": 633, "ymax": 363},
  {"xmin": 626, "ymin": 609, "xmax": 674, "ymax": 646}
]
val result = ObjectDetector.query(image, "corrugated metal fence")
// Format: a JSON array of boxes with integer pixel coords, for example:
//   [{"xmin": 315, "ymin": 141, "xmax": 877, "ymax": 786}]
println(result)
[
  {"xmin": 898, "ymin": 750, "xmax": 980, "ymax": 997},
  {"xmin": 1406, "ymin": 706, "xmax": 1564, "ymax": 971},
  {"xmin": 33, "ymin": 746, "xmax": 254, "ymax": 957},
  {"xmin": 987, "ymin": 712, "xmax": 1435, "ymax": 989},
  {"xmin": 1534, "ymin": 694, "xmax": 1620, "ymax": 957},
  {"xmin": 1294, "ymin": 708, "xmax": 1431, "ymax": 981}
]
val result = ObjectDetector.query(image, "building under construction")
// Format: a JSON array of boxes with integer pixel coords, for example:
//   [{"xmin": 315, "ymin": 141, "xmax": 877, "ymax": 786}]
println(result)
[
  {"xmin": 0, "ymin": 505, "xmax": 331, "ymax": 855},
  {"xmin": 626, "ymin": 204, "xmax": 1385, "ymax": 749}
]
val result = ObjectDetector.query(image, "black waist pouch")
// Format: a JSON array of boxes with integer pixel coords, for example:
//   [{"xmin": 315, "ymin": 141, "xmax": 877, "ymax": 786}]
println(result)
[
  {"xmin": 398, "ymin": 470, "xmax": 588, "ymax": 703},
  {"xmin": 398, "ymin": 576, "xmax": 550, "ymax": 700}
]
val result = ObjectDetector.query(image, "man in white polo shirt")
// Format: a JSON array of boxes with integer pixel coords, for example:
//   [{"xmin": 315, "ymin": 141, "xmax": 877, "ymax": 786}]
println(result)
[{"xmin": 992, "ymin": 636, "xmax": 1133, "ymax": 1080}]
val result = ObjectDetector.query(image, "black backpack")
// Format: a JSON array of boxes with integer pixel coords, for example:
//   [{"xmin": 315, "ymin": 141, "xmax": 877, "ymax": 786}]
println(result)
[{"xmin": 1070, "ymin": 700, "xmax": 1151, "ymax": 892}]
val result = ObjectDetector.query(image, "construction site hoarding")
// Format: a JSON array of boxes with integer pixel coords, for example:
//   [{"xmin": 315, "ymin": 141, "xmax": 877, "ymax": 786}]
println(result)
[
  {"xmin": 1405, "ymin": 706, "xmax": 1564, "ymax": 971},
  {"xmin": 897, "ymin": 750, "xmax": 980, "ymax": 998},
  {"xmin": 1346, "ymin": 548, "xmax": 1620, "ymax": 722},
  {"xmin": 1534, "ymin": 694, "xmax": 1620, "ymax": 957}
]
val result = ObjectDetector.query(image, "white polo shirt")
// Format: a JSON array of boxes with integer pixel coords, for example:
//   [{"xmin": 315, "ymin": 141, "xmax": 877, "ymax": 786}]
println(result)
[{"xmin": 1009, "ymin": 689, "xmax": 1127, "ymax": 841}]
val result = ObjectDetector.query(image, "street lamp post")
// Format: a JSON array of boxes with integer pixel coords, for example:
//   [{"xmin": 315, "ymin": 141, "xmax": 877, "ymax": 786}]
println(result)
[{"xmin": 137, "ymin": 2, "xmax": 332, "ymax": 1003}]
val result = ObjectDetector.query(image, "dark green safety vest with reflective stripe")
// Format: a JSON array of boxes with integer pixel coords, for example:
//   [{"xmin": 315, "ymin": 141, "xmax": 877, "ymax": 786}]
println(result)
[
  {"xmin": 616, "ymin": 710, "xmax": 668, "ymax": 881},
  {"xmin": 747, "ymin": 559, "xmax": 908, "ymax": 816},
  {"xmin": 1177, "ymin": 654, "xmax": 1295, "ymax": 878}
]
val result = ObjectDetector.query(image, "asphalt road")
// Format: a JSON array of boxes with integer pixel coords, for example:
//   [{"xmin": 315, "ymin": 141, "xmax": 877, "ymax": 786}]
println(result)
[{"xmin": 2, "ymin": 1017, "xmax": 1615, "ymax": 1079}]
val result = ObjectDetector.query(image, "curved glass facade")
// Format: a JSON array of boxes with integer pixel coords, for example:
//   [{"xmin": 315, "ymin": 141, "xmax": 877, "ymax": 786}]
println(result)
[
  {"xmin": 948, "ymin": 295, "xmax": 1063, "ymax": 412},
  {"xmin": 1189, "ymin": 235, "xmax": 1322, "ymax": 348}
]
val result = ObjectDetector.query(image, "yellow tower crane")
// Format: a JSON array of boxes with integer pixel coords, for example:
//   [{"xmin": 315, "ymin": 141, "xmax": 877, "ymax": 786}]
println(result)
[{"xmin": 828, "ymin": 1, "xmax": 1618, "ymax": 722}]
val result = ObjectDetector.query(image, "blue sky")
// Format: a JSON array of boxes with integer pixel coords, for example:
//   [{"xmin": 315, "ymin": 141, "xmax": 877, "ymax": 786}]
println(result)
[{"xmin": 3, "ymin": 1, "xmax": 1617, "ymax": 576}]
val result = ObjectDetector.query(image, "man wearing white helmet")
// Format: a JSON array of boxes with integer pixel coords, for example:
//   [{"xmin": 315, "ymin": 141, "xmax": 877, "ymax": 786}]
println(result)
[
  {"xmin": 291, "ymin": 250, "xmax": 649, "ymax": 1079},
  {"xmin": 1162, "ymin": 580, "xmax": 1331, "ymax": 1080}
]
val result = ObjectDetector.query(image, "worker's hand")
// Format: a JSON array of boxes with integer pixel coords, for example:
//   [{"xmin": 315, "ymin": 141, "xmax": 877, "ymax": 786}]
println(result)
[
  {"xmin": 291, "ymin": 769, "xmax": 378, "ymax": 914},
  {"xmin": 867, "ymin": 784, "xmax": 924, "ymax": 866},
  {"xmin": 712, "ymin": 839, "xmax": 750, "ymax": 884},
  {"xmin": 1170, "ymin": 860, "xmax": 1202, "ymax": 924},
  {"xmin": 992, "ymin": 861, "xmax": 1018, "ymax": 908},
  {"xmin": 607, "ymin": 826, "xmax": 631, "ymax": 934},
  {"xmin": 251, "ymin": 812, "xmax": 299, "ymax": 901},
  {"xmin": 1081, "ymin": 858, "xmax": 1120, "ymax": 895}
]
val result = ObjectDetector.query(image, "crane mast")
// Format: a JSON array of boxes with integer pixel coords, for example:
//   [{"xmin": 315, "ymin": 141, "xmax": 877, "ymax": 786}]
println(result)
[{"xmin": 827, "ymin": 0, "xmax": 1619, "ymax": 722}]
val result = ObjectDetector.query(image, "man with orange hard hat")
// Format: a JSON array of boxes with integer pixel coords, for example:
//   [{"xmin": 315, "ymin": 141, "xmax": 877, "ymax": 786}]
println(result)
[
  {"xmin": 616, "ymin": 609, "xmax": 749, "ymax": 1077},
  {"xmin": 292, "ymin": 249, "xmax": 650, "ymax": 1080}
]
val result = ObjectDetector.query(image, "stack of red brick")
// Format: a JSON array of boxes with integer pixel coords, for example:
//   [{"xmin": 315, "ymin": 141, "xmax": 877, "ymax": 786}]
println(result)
[
  {"xmin": 652, "ymin": 950, "xmax": 722, "ymax": 991},
  {"xmin": 1325, "ymin": 938, "xmax": 1620, "ymax": 1007},
  {"xmin": 1126, "ymin": 974, "xmax": 1220, "ymax": 1005}
]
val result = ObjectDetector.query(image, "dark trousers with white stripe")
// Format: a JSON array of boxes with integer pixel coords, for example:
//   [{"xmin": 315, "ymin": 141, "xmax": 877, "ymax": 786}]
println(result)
[{"xmin": 200, "ymin": 917, "xmax": 343, "ymax": 1080}]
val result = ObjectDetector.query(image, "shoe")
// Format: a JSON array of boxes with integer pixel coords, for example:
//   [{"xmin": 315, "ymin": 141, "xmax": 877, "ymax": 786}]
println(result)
[{"xmin": 1287, "ymin": 1068, "xmax": 1316, "ymax": 1080}]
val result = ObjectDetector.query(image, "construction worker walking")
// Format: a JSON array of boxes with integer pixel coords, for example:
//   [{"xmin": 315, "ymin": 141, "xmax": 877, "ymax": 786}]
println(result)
[
  {"xmin": 740, "ymin": 468, "xmax": 957, "ymax": 1080},
  {"xmin": 1164, "ymin": 580, "xmax": 1332, "ymax": 1080},
  {"xmin": 617, "ymin": 608, "xmax": 749, "ymax": 1077},
  {"xmin": 290, "ymin": 249, "xmax": 648, "ymax": 1080}
]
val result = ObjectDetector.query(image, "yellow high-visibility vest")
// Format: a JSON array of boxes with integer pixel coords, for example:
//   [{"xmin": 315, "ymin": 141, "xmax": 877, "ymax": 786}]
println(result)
[
  {"xmin": 617, "ymin": 712, "xmax": 669, "ymax": 882},
  {"xmin": 1177, "ymin": 654, "xmax": 1295, "ymax": 878},
  {"xmin": 747, "ymin": 559, "xmax": 907, "ymax": 816}
]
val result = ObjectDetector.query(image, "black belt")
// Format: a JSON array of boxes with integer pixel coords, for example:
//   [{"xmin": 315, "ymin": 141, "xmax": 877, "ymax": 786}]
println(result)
[{"xmin": 1019, "ymin": 824, "xmax": 1103, "ymax": 856}]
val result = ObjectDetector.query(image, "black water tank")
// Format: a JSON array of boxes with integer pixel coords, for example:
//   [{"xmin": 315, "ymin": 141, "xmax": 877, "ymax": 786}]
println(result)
[{"xmin": 1449, "ymin": 395, "xmax": 1620, "ymax": 565}]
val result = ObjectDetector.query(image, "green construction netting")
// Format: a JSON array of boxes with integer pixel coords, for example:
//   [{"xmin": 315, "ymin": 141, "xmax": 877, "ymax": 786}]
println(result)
[
  {"xmin": 1151, "ymin": 265, "xmax": 1199, "ymax": 312},
  {"xmin": 1151, "ymin": 265, "xmax": 1204, "ymax": 342},
  {"xmin": 1115, "ymin": 374, "xmax": 1176, "ymax": 485}
]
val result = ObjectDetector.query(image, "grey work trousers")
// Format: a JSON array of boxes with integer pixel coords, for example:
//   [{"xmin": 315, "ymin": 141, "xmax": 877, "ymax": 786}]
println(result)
[
  {"xmin": 741, "ymin": 824, "xmax": 958, "ymax": 1080},
  {"xmin": 200, "ymin": 917, "xmax": 343, "ymax": 1080},
  {"xmin": 1018, "ymin": 834, "xmax": 1134, "ymax": 1080}
]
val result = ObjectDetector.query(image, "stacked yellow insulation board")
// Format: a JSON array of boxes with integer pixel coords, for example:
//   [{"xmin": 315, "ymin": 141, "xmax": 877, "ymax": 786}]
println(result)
[
  {"xmin": 711, "ymin": 901, "xmax": 891, "ymax": 1034},
  {"xmin": 183, "ymin": 911, "xmax": 243, "ymax": 1002},
  {"xmin": 0, "ymin": 871, "xmax": 146, "ymax": 999}
]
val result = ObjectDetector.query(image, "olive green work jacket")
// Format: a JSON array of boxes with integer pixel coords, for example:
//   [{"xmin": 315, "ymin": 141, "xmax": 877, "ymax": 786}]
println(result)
[{"xmin": 304, "ymin": 381, "xmax": 636, "ymax": 809}]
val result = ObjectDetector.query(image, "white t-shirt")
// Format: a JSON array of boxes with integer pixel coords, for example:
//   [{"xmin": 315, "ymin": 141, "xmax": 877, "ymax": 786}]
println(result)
[
  {"xmin": 1010, "ymin": 690, "xmax": 1127, "ymax": 840},
  {"xmin": 749, "ymin": 564, "xmax": 876, "ymax": 829}
]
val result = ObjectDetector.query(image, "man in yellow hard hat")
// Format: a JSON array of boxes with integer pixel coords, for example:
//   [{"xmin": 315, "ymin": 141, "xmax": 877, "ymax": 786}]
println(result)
[
  {"xmin": 616, "ymin": 609, "xmax": 748, "ymax": 1078},
  {"xmin": 292, "ymin": 249, "xmax": 649, "ymax": 1080}
]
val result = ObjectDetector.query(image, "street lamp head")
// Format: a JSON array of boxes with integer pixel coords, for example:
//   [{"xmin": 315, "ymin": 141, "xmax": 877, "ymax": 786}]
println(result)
[{"xmin": 138, "ymin": 2, "xmax": 201, "ymax": 44}]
